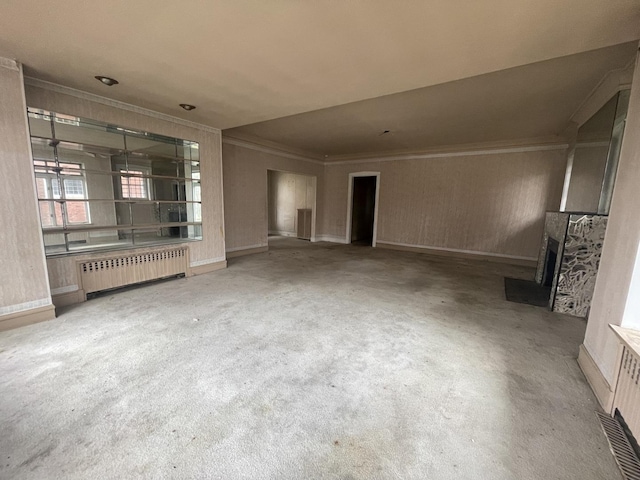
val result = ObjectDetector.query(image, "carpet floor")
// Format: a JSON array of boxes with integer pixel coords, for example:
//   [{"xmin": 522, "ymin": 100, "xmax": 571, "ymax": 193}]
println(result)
[{"xmin": 0, "ymin": 238, "xmax": 619, "ymax": 479}]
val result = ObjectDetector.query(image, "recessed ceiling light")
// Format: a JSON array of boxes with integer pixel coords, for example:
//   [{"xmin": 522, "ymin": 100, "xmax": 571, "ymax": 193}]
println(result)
[
  {"xmin": 94, "ymin": 76, "xmax": 119, "ymax": 86},
  {"xmin": 180, "ymin": 104, "xmax": 196, "ymax": 111}
]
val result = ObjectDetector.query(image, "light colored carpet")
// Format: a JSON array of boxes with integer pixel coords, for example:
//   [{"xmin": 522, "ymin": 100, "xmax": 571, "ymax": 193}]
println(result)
[{"xmin": 0, "ymin": 238, "xmax": 620, "ymax": 479}]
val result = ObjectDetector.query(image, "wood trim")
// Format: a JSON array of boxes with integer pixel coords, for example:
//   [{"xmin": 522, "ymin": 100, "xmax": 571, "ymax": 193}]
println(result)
[
  {"xmin": 577, "ymin": 344, "xmax": 615, "ymax": 412},
  {"xmin": 376, "ymin": 241, "xmax": 538, "ymax": 266},
  {"xmin": 0, "ymin": 304, "xmax": 55, "ymax": 332},
  {"xmin": 190, "ymin": 259, "xmax": 227, "ymax": 275},
  {"xmin": 23, "ymin": 77, "xmax": 221, "ymax": 134},
  {"xmin": 226, "ymin": 246, "xmax": 268, "ymax": 258}
]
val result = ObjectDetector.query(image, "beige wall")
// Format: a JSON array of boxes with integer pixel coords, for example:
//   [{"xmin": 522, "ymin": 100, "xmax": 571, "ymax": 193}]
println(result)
[
  {"xmin": 268, "ymin": 170, "xmax": 315, "ymax": 236},
  {"xmin": 25, "ymin": 82, "xmax": 225, "ymax": 293},
  {"xmin": 584, "ymin": 49, "xmax": 640, "ymax": 386},
  {"xmin": 222, "ymin": 139, "xmax": 323, "ymax": 251},
  {"xmin": 0, "ymin": 61, "xmax": 52, "ymax": 318},
  {"xmin": 323, "ymin": 147, "xmax": 566, "ymax": 259}
]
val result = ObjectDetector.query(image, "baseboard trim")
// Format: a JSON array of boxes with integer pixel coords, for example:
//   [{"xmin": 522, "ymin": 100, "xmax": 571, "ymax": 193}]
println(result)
[
  {"xmin": 578, "ymin": 344, "xmax": 614, "ymax": 412},
  {"xmin": 226, "ymin": 246, "xmax": 269, "ymax": 258},
  {"xmin": 316, "ymin": 235, "xmax": 348, "ymax": 244},
  {"xmin": 0, "ymin": 304, "xmax": 56, "ymax": 332},
  {"xmin": 376, "ymin": 241, "xmax": 538, "ymax": 266},
  {"xmin": 190, "ymin": 260, "xmax": 227, "ymax": 275},
  {"xmin": 268, "ymin": 231, "xmax": 297, "ymax": 238},
  {"xmin": 52, "ymin": 289, "xmax": 85, "ymax": 308}
]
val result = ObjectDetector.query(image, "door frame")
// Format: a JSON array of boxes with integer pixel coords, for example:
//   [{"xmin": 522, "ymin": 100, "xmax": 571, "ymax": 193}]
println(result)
[{"xmin": 345, "ymin": 172, "xmax": 380, "ymax": 246}]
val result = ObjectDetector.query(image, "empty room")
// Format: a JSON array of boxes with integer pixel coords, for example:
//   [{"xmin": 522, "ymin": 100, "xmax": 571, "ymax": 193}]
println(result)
[{"xmin": 2, "ymin": 2, "xmax": 640, "ymax": 479}]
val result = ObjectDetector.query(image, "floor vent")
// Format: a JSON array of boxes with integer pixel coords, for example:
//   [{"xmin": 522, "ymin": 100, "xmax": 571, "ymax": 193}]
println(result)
[
  {"xmin": 78, "ymin": 247, "xmax": 189, "ymax": 297},
  {"xmin": 597, "ymin": 412, "xmax": 640, "ymax": 480}
]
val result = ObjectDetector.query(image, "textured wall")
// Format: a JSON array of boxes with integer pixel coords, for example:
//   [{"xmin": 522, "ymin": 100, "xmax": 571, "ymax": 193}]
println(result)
[
  {"xmin": 267, "ymin": 171, "xmax": 315, "ymax": 235},
  {"xmin": 0, "ymin": 63, "xmax": 52, "ymax": 314},
  {"xmin": 584, "ymin": 50, "xmax": 640, "ymax": 385},
  {"xmin": 323, "ymin": 148, "xmax": 566, "ymax": 259},
  {"xmin": 25, "ymin": 84, "xmax": 225, "ymax": 291},
  {"xmin": 222, "ymin": 140, "xmax": 323, "ymax": 251}
]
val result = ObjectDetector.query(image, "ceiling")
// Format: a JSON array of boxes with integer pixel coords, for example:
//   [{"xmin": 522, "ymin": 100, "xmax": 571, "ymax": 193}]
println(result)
[
  {"xmin": 227, "ymin": 42, "xmax": 638, "ymax": 157},
  {"xmin": 0, "ymin": 0, "xmax": 638, "ymax": 133}
]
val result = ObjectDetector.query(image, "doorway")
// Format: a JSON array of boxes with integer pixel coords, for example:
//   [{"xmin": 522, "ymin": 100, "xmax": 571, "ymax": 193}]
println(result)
[
  {"xmin": 267, "ymin": 170, "xmax": 317, "ymax": 241},
  {"xmin": 347, "ymin": 173, "xmax": 379, "ymax": 246}
]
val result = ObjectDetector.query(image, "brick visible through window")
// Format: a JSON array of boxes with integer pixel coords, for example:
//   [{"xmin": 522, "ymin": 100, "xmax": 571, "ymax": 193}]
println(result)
[{"xmin": 121, "ymin": 171, "xmax": 148, "ymax": 199}]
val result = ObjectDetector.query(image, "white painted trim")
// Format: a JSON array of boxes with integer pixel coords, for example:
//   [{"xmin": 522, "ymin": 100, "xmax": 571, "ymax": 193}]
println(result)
[
  {"xmin": 225, "ymin": 243, "xmax": 268, "ymax": 253},
  {"xmin": 51, "ymin": 285, "xmax": 80, "ymax": 296},
  {"xmin": 223, "ymin": 136, "xmax": 324, "ymax": 165},
  {"xmin": 23, "ymin": 77, "xmax": 221, "ymax": 134},
  {"xmin": 326, "ymin": 144, "xmax": 568, "ymax": 166},
  {"xmin": 0, "ymin": 57, "xmax": 19, "ymax": 71},
  {"xmin": 315, "ymin": 235, "xmax": 349, "ymax": 244},
  {"xmin": 577, "ymin": 344, "xmax": 615, "ymax": 412},
  {"xmin": 377, "ymin": 240, "xmax": 538, "ymax": 262},
  {"xmin": 0, "ymin": 298, "xmax": 52, "ymax": 316},
  {"xmin": 575, "ymin": 141, "xmax": 611, "ymax": 149},
  {"xmin": 346, "ymin": 172, "xmax": 380, "ymax": 247},
  {"xmin": 569, "ymin": 59, "xmax": 636, "ymax": 127},
  {"xmin": 190, "ymin": 256, "xmax": 226, "ymax": 267},
  {"xmin": 268, "ymin": 231, "xmax": 297, "ymax": 237}
]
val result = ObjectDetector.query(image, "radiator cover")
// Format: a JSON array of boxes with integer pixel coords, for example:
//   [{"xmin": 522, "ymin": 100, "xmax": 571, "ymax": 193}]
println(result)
[
  {"xmin": 78, "ymin": 247, "xmax": 189, "ymax": 297},
  {"xmin": 613, "ymin": 345, "xmax": 640, "ymax": 442}
]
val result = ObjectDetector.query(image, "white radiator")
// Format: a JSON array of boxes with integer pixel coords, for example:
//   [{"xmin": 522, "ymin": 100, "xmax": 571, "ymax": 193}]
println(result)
[
  {"xmin": 78, "ymin": 247, "xmax": 189, "ymax": 296},
  {"xmin": 613, "ymin": 345, "xmax": 640, "ymax": 439}
]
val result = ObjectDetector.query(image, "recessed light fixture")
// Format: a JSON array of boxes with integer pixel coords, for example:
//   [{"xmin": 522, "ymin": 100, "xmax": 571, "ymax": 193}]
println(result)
[
  {"xmin": 180, "ymin": 104, "xmax": 196, "ymax": 111},
  {"xmin": 94, "ymin": 75, "xmax": 119, "ymax": 86}
]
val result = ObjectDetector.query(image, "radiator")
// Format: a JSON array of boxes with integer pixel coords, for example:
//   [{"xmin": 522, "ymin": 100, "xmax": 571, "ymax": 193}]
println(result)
[
  {"xmin": 78, "ymin": 247, "xmax": 189, "ymax": 296},
  {"xmin": 613, "ymin": 345, "xmax": 640, "ymax": 439}
]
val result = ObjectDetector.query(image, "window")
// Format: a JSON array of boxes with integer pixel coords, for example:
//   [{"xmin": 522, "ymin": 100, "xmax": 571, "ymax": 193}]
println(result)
[
  {"xmin": 28, "ymin": 108, "xmax": 202, "ymax": 256},
  {"xmin": 121, "ymin": 170, "xmax": 148, "ymax": 199},
  {"xmin": 34, "ymin": 161, "xmax": 89, "ymax": 226}
]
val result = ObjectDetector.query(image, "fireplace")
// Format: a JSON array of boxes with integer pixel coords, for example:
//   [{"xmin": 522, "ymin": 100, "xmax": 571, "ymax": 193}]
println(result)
[
  {"xmin": 542, "ymin": 238, "xmax": 559, "ymax": 287},
  {"xmin": 536, "ymin": 211, "xmax": 608, "ymax": 317}
]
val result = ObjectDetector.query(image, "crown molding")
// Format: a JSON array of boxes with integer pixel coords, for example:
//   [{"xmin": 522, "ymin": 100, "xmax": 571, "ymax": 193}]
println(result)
[
  {"xmin": 324, "ymin": 143, "xmax": 568, "ymax": 166},
  {"xmin": 222, "ymin": 136, "xmax": 325, "ymax": 165},
  {"xmin": 223, "ymin": 134, "xmax": 567, "ymax": 167},
  {"xmin": 23, "ymin": 76, "xmax": 221, "ymax": 134},
  {"xmin": 569, "ymin": 59, "xmax": 636, "ymax": 127},
  {"xmin": 0, "ymin": 57, "xmax": 19, "ymax": 71}
]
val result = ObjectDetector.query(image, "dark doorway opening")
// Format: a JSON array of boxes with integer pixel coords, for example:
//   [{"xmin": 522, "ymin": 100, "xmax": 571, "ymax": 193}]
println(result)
[
  {"xmin": 351, "ymin": 176, "xmax": 377, "ymax": 246},
  {"xmin": 542, "ymin": 238, "xmax": 559, "ymax": 287}
]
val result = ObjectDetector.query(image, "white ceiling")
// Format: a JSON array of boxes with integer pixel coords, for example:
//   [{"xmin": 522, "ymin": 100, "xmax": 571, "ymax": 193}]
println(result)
[
  {"xmin": 0, "ymin": 0, "xmax": 638, "ymax": 132},
  {"xmin": 227, "ymin": 43, "xmax": 638, "ymax": 157}
]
